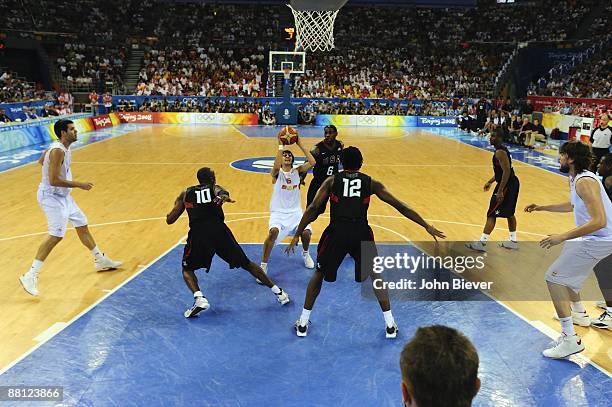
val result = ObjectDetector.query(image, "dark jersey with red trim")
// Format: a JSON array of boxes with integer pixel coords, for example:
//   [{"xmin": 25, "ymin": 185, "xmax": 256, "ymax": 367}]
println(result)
[
  {"xmin": 329, "ymin": 171, "xmax": 372, "ymax": 223},
  {"xmin": 312, "ymin": 140, "xmax": 343, "ymax": 181},
  {"xmin": 184, "ymin": 184, "xmax": 224, "ymax": 226},
  {"xmin": 493, "ymin": 145, "xmax": 515, "ymax": 183}
]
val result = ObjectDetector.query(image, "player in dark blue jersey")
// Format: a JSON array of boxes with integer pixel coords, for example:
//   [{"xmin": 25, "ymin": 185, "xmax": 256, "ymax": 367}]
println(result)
[
  {"xmin": 166, "ymin": 167, "xmax": 290, "ymax": 318},
  {"xmin": 286, "ymin": 147, "xmax": 445, "ymax": 338},
  {"xmin": 466, "ymin": 128, "xmax": 520, "ymax": 252}
]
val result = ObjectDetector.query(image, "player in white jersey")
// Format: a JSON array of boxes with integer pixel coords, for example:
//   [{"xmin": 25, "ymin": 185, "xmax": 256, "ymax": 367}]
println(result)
[
  {"xmin": 525, "ymin": 141, "xmax": 612, "ymax": 358},
  {"xmin": 258, "ymin": 129, "xmax": 316, "ymax": 283},
  {"xmin": 19, "ymin": 119, "xmax": 122, "ymax": 297}
]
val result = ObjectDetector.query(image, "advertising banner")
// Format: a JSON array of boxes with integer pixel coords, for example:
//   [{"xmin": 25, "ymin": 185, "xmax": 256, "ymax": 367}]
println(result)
[
  {"xmin": 0, "ymin": 100, "xmax": 56, "ymax": 121},
  {"xmin": 528, "ymin": 96, "xmax": 612, "ymax": 112},
  {"xmin": 316, "ymin": 115, "xmax": 454, "ymax": 127}
]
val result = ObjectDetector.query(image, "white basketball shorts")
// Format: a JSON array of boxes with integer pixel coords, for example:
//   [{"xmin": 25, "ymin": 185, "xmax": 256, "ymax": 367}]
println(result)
[
  {"xmin": 37, "ymin": 190, "xmax": 88, "ymax": 237},
  {"xmin": 269, "ymin": 210, "xmax": 312, "ymax": 244},
  {"xmin": 545, "ymin": 239, "xmax": 612, "ymax": 292}
]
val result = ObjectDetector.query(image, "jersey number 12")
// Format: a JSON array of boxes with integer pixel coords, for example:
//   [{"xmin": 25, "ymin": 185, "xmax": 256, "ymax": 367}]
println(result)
[
  {"xmin": 195, "ymin": 188, "xmax": 212, "ymax": 203},
  {"xmin": 342, "ymin": 178, "xmax": 361, "ymax": 197}
]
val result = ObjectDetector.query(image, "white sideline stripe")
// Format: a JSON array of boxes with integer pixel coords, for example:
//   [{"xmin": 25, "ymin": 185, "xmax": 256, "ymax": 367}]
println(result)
[
  {"xmin": 0, "ymin": 241, "xmax": 182, "ymax": 376},
  {"xmin": 33, "ymin": 322, "xmax": 68, "ymax": 343}
]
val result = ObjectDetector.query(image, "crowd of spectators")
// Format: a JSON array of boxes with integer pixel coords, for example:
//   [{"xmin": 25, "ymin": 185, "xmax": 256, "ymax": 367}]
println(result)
[
  {"xmin": 52, "ymin": 43, "xmax": 127, "ymax": 91},
  {"xmin": 135, "ymin": 47, "xmax": 266, "ymax": 97},
  {"xmin": 0, "ymin": 1, "xmax": 607, "ymax": 102},
  {"xmin": 0, "ymin": 71, "xmax": 46, "ymax": 103},
  {"xmin": 530, "ymin": 49, "xmax": 611, "ymax": 99}
]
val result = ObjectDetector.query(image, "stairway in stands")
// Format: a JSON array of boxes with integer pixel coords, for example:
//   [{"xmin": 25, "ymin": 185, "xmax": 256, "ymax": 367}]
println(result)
[{"xmin": 123, "ymin": 48, "xmax": 145, "ymax": 94}]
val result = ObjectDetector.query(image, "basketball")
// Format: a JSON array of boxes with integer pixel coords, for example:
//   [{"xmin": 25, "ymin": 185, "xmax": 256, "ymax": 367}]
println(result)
[{"xmin": 278, "ymin": 126, "xmax": 299, "ymax": 145}]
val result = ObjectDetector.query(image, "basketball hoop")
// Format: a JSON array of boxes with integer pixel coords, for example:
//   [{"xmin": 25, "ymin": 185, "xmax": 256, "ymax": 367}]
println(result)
[
  {"xmin": 288, "ymin": 0, "xmax": 348, "ymax": 52},
  {"xmin": 283, "ymin": 67, "xmax": 292, "ymax": 80}
]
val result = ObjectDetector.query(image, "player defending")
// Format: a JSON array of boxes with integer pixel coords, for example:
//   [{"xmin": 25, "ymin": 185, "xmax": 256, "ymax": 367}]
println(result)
[
  {"xmin": 259, "ymin": 130, "xmax": 317, "ymax": 282},
  {"xmin": 166, "ymin": 167, "xmax": 290, "ymax": 318},
  {"xmin": 304, "ymin": 125, "xmax": 343, "ymax": 214},
  {"xmin": 19, "ymin": 119, "xmax": 122, "ymax": 296},
  {"xmin": 466, "ymin": 128, "xmax": 520, "ymax": 251},
  {"xmin": 286, "ymin": 146, "xmax": 445, "ymax": 338},
  {"xmin": 525, "ymin": 141, "xmax": 612, "ymax": 357}
]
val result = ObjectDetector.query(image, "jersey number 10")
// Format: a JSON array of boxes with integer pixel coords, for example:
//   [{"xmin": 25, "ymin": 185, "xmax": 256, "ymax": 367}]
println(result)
[
  {"xmin": 195, "ymin": 189, "xmax": 212, "ymax": 203},
  {"xmin": 342, "ymin": 178, "xmax": 361, "ymax": 197}
]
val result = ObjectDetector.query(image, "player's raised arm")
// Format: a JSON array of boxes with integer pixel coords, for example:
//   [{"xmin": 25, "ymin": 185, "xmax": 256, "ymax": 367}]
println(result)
[
  {"xmin": 296, "ymin": 137, "xmax": 316, "ymax": 174},
  {"xmin": 524, "ymin": 202, "xmax": 573, "ymax": 213},
  {"xmin": 271, "ymin": 136, "xmax": 284, "ymax": 182},
  {"xmin": 213, "ymin": 184, "xmax": 235, "ymax": 205},
  {"xmin": 166, "ymin": 190, "xmax": 186, "ymax": 224},
  {"xmin": 540, "ymin": 177, "xmax": 607, "ymax": 248},
  {"xmin": 371, "ymin": 178, "xmax": 445, "ymax": 240}
]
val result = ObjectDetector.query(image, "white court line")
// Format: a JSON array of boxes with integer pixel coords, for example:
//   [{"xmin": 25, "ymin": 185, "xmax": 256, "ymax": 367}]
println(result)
[
  {"xmin": 33, "ymin": 322, "xmax": 68, "ymax": 343},
  {"xmin": 0, "ymin": 212, "xmax": 546, "ymax": 242},
  {"xmin": 72, "ymin": 161, "xmax": 231, "ymax": 165},
  {"xmin": 3, "ymin": 214, "xmax": 609, "ymax": 378},
  {"xmin": 0, "ymin": 238, "xmax": 183, "ymax": 376}
]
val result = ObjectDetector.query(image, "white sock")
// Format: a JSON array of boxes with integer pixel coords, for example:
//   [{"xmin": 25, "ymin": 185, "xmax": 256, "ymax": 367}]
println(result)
[
  {"xmin": 270, "ymin": 285, "xmax": 281, "ymax": 295},
  {"xmin": 300, "ymin": 308, "xmax": 311, "ymax": 326},
  {"xmin": 91, "ymin": 246, "xmax": 104, "ymax": 260},
  {"xmin": 570, "ymin": 302, "xmax": 586, "ymax": 313},
  {"xmin": 509, "ymin": 231, "xmax": 517, "ymax": 242},
  {"xmin": 606, "ymin": 306, "xmax": 612, "ymax": 315},
  {"xmin": 480, "ymin": 233, "xmax": 489, "ymax": 243},
  {"xmin": 302, "ymin": 250, "xmax": 309, "ymax": 256},
  {"xmin": 28, "ymin": 259, "xmax": 43, "ymax": 276},
  {"xmin": 193, "ymin": 291, "xmax": 203, "ymax": 298},
  {"xmin": 559, "ymin": 316, "xmax": 576, "ymax": 336},
  {"xmin": 260, "ymin": 262, "xmax": 267, "ymax": 273},
  {"xmin": 383, "ymin": 310, "xmax": 395, "ymax": 327}
]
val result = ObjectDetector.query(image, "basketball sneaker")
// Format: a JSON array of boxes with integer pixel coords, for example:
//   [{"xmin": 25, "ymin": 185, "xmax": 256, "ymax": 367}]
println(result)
[
  {"xmin": 276, "ymin": 288, "xmax": 290, "ymax": 305},
  {"xmin": 542, "ymin": 334, "xmax": 584, "ymax": 358},
  {"xmin": 95, "ymin": 255, "xmax": 122, "ymax": 271},
  {"xmin": 553, "ymin": 311, "xmax": 591, "ymax": 327},
  {"xmin": 386, "ymin": 323, "xmax": 399, "ymax": 339},
  {"xmin": 465, "ymin": 241, "xmax": 487, "ymax": 252},
  {"xmin": 499, "ymin": 240, "xmax": 518, "ymax": 250},
  {"xmin": 590, "ymin": 311, "xmax": 612, "ymax": 330},
  {"xmin": 294, "ymin": 320, "xmax": 309, "ymax": 337},
  {"xmin": 302, "ymin": 251, "xmax": 315, "ymax": 269},
  {"xmin": 19, "ymin": 273, "xmax": 39, "ymax": 296},
  {"xmin": 595, "ymin": 300, "xmax": 607, "ymax": 310},
  {"xmin": 256, "ymin": 263, "xmax": 267, "ymax": 285},
  {"xmin": 184, "ymin": 296, "xmax": 210, "ymax": 318}
]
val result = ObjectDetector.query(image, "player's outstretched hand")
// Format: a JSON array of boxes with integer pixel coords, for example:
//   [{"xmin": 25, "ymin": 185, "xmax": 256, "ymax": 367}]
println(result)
[
  {"xmin": 483, "ymin": 181, "xmax": 492, "ymax": 191},
  {"xmin": 285, "ymin": 235, "xmax": 300, "ymax": 255},
  {"xmin": 79, "ymin": 182, "xmax": 94, "ymax": 190},
  {"xmin": 214, "ymin": 195, "xmax": 236, "ymax": 206},
  {"xmin": 540, "ymin": 234, "xmax": 563, "ymax": 249},
  {"xmin": 524, "ymin": 203, "xmax": 539, "ymax": 213},
  {"xmin": 426, "ymin": 224, "xmax": 446, "ymax": 241}
]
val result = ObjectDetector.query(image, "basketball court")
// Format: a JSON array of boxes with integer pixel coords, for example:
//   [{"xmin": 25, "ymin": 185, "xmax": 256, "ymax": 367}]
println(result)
[{"xmin": 0, "ymin": 123, "xmax": 610, "ymax": 405}]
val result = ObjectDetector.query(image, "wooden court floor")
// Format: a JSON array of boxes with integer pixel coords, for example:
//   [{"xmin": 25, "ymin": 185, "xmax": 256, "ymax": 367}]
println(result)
[{"xmin": 0, "ymin": 125, "xmax": 610, "ymax": 372}]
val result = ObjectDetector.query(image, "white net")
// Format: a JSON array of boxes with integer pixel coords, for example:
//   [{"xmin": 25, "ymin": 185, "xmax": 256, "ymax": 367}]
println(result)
[{"xmin": 288, "ymin": 5, "xmax": 340, "ymax": 52}]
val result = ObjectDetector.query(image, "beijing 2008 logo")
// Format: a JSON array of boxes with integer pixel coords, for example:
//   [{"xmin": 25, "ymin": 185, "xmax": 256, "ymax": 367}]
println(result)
[{"xmin": 230, "ymin": 156, "xmax": 308, "ymax": 174}]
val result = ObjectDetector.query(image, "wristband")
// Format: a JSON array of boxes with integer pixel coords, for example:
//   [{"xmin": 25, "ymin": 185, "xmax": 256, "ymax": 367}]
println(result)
[{"xmin": 278, "ymin": 145, "xmax": 284, "ymax": 150}]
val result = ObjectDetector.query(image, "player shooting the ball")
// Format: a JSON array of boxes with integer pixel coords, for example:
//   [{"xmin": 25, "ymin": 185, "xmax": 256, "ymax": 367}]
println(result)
[{"xmin": 257, "ymin": 127, "xmax": 317, "ymax": 283}]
